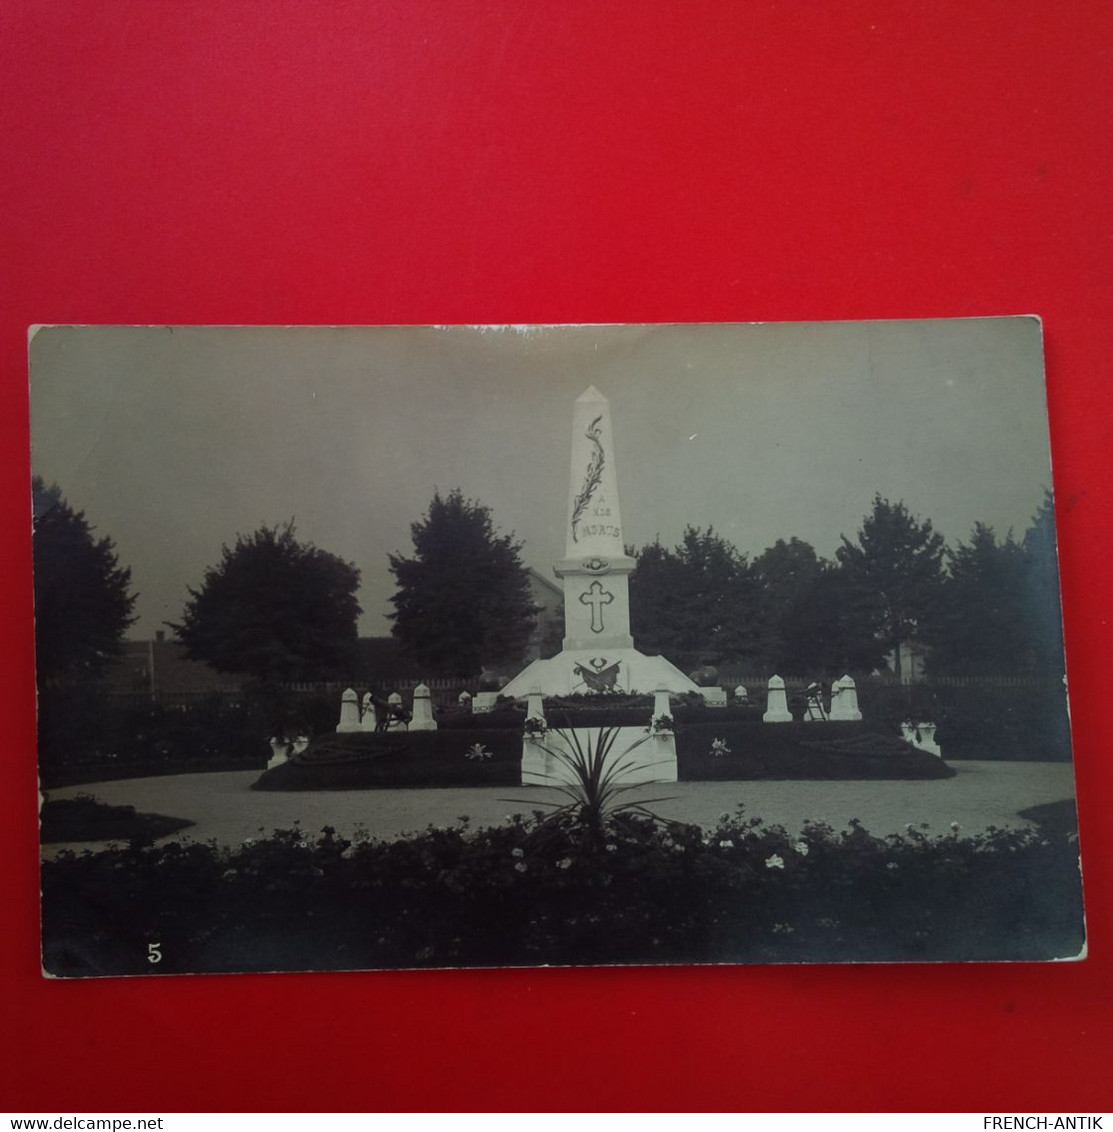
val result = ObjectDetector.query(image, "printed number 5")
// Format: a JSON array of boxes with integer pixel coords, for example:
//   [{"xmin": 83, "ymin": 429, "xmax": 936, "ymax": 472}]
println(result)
[{"xmin": 147, "ymin": 942, "xmax": 162, "ymax": 964}]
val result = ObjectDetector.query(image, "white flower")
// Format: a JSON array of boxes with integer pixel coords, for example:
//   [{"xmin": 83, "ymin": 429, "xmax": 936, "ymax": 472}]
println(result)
[
  {"xmin": 886, "ymin": 862, "xmax": 899, "ymax": 870},
  {"xmin": 557, "ymin": 857, "xmax": 572, "ymax": 870},
  {"xmin": 950, "ymin": 821, "xmax": 961, "ymax": 832},
  {"xmin": 793, "ymin": 840, "xmax": 809, "ymax": 856},
  {"xmin": 605, "ymin": 843, "xmax": 617, "ymax": 853},
  {"xmin": 514, "ymin": 861, "xmax": 527, "ymax": 873},
  {"xmin": 241, "ymin": 838, "xmax": 256, "ymax": 848},
  {"xmin": 764, "ymin": 854, "xmax": 785, "ymax": 869},
  {"xmin": 511, "ymin": 847, "xmax": 524, "ymax": 858},
  {"xmin": 718, "ymin": 839, "xmax": 733, "ymax": 849}
]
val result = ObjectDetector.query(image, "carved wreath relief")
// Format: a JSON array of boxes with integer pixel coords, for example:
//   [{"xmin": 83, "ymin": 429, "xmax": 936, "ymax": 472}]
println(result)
[{"xmin": 572, "ymin": 656, "xmax": 621, "ymax": 693}]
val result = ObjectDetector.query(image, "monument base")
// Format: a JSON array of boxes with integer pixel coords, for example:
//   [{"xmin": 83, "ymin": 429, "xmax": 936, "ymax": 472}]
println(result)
[
  {"xmin": 522, "ymin": 727, "xmax": 678, "ymax": 786},
  {"xmin": 500, "ymin": 647, "xmax": 698, "ymax": 698}
]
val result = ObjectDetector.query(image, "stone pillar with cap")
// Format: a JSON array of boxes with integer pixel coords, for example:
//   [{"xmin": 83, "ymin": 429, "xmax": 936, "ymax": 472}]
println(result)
[
  {"xmin": 336, "ymin": 687, "xmax": 360, "ymax": 733},
  {"xmin": 762, "ymin": 675, "xmax": 793, "ymax": 723},
  {"xmin": 525, "ymin": 686, "xmax": 545, "ymax": 726},
  {"xmin": 829, "ymin": 674, "xmax": 863, "ymax": 722},
  {"xmin": 652, "ymin": 685, "xmax": 671, "ymax": 722},
  {"xmin": 410, "ymin": 682, "xmax": 437, "ymax": 731}
]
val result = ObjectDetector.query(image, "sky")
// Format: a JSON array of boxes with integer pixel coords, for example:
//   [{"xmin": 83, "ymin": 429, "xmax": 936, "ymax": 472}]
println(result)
[{"xmin": 29, "ymin": 319, "xmax": 1054, "ymax": 639}]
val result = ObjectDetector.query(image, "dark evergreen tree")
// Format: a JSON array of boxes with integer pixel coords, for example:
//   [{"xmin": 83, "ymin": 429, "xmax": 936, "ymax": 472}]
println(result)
[
  {"xmin": 628, "ymin": 527, "xmax": 758, "ymax": 670},
  {"xmin": 171, "ymin": 522, "xmax": 361, "ymax": 682},
  {"xmin": 751, "ymin": 537, "xmax": 824, "ymax": 671},
  {"xmin": 835, "ymin": 495, "xmax": 946, "ymax": 679},
  {"xmin": 32, "ymin": 477, "xmax": 137, "ymax": 686},
  {"xmin": 1022, "ymin": 490, "xmax": 1067, "ymax": 674},
  {"xmin": 775, "ymin": 561, "xmax": 891, "ymax": 677},
  {"xmin": 925, "ymin": 523, "xmax": 1031, "ymax": 675},
  {"xmin": 388, "ymin": 489, "xmax": 536, "ymax": 677}
]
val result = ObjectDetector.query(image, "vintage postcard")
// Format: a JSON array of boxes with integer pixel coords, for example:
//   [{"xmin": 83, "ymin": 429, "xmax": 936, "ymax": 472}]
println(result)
[{"xmin": 32, "ymin": 320, "xmax": 1083, "ymax": 975}]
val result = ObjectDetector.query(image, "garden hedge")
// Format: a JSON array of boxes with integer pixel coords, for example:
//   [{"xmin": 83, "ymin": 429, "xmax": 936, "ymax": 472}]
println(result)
[{"xmin": 40, "ymin": 809, "xmax": 1084, "ymax": 975}]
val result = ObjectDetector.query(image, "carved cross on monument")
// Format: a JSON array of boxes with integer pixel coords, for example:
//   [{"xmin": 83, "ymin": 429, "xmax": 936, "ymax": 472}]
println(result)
[{"xmin": 579, "ymin": 579, "xmax": 614, "ymax": 633}]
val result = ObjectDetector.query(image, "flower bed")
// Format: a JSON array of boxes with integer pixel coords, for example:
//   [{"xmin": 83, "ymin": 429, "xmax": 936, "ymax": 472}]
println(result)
[
  {"xmin": 40, "ymin": 810, "xmax": 1083, "ymax": 975},
  {"xmin": 252, "ymin": 729, "xmax": 522, "ymax": 790},
  {"xmin": 253, "ymin": 717, "xmax": 952, "ymax": 789},
  {"xmin": 677, "ymin": 721, "xmax": 955, "ymax": 780}
]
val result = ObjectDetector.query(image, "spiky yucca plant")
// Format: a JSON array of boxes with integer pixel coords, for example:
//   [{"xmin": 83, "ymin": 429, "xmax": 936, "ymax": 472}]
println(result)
[{"xmin": 508, "ymin": 724, "xmax": 676, "ymax": 844}]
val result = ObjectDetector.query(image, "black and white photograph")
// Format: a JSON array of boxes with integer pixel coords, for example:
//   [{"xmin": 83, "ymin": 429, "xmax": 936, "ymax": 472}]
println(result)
[{"xmin": 33, "ymin": 319, "xmax": 1084, "ymax": 975}]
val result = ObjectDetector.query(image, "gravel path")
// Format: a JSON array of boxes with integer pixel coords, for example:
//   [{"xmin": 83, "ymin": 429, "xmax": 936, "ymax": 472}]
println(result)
[{"xmin": 42, "ymin": 760, "xmax": 1077, "ymax": 856}]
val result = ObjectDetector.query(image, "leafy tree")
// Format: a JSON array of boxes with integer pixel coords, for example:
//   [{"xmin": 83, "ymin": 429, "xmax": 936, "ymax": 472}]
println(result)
[
  {"xmin": 32, "ymin": 477, "xmax": 137, "ymax": 686},
  {"xmin": 388, "ymin": 489, "xmax": 536, "ymax": 677},
  {"xmin": 171, "ymin": 523, "xmax": 361, "ymax": 683},
  {"xmin": 925, "ymin": 523, "xmax": 1032, "ymax": 675},
  {"xmin": 835, "ymin": 495, "xmax": 946, "ymax": 680},
  {"xmin": 629, "ymin": 527, "xmax": 759, "ymax": 670}
]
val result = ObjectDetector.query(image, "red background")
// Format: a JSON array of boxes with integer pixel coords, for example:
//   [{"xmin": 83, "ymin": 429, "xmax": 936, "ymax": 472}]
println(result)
[{"xmin": 2, "ymin": 1, "xmax": 1111, "ymax": 1112}]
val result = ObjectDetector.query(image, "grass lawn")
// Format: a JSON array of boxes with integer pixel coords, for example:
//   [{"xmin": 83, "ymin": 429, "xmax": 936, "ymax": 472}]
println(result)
[{"xmin": 40, "ymin": 794, "xmax": 195, "ymax": 844}]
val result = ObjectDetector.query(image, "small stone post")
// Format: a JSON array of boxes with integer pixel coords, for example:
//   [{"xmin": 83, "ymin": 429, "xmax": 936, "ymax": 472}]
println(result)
[
  {"xmin": 458, "ymin": 690, "xmax": 473, "ymax": 711},
  {"xmin": 410, "ymin": 682, "xmax": 437, "ymax": 731},
  {"xmin": 652, "ymin": 685, "xmax": 671, "ymax": 724},
  {"xmin": 336, "ymin": 687, "xmax": 360, "ymax": 733},
  {"xmin": 915, "ymin": 721, "xmax": 942, "ymax": 757},
  {"xmin": 526, "ymin": 686, "xmax": 545, "ymax": 727},
  {"xmin": 829, "ymin": 674, "xmax": 863, "ymax": 721},
  {"xmin": 360, "ymin": 692, "xmax": 378, "ymax": 732},
  {"xmin": 762, "ymin": 675, "xmax": 793, "ymax": 723},
  {"xmin": 734, "ymin": 685, "xmax": 749, "ymax": 704},
  {"xmin": 386, "ymin": 691, "xmax": 407, "ymax": 731},
  {"xmin": 268, "ymin": 737, "xmax": 291, "ymax": 769}
]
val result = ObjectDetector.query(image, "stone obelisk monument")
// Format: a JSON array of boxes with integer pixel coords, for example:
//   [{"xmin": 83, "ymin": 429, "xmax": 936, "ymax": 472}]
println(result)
[{"xmin": 501, "ymin": 386, "xmax": 697, "ymax": 698}]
